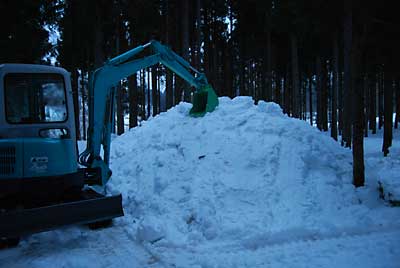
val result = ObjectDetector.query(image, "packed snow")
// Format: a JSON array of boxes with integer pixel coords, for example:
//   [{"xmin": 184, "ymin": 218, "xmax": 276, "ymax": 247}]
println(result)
[{"xmin": 1, "ymin": 97, "xmax": 399, "ymax": 268}]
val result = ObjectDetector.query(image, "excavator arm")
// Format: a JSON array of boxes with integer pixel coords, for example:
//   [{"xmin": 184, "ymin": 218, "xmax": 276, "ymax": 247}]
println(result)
[
  {"xmin": 79, "ymin": 40, "xmax": 218, "ymax": 186},
  {"xmin": 0, "ymin": 41, "xmax": 217, "ymax": 241}
]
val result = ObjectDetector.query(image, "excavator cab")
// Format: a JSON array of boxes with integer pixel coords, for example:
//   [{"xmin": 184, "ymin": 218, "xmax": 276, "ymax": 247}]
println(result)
[
  {"xmin": 0, "ymin": 65, "xmax": 78, "ymax": 180},
  {"xmin": 0, "ymin": 64, "xmax": 123, "ymax": 247}
]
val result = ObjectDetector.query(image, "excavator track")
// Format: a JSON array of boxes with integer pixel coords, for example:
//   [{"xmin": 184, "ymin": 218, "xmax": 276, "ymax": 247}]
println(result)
[{"xmin": 0, "ymin": 189, "xmax": 123, "ymax": 239}]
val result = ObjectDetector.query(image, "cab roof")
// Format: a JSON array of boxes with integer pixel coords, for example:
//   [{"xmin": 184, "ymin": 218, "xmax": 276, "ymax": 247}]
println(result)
[{"xmin": 0, "ymin": 64, "xmax": 69, "ymax": 77}]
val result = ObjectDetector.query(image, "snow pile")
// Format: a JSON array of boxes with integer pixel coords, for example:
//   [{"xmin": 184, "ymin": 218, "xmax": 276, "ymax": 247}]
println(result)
[
  {"xmin": 106, "ymin": 97, "xmax": 400, "ymax": 266},
  {"xmin": 1, "ymin": 97, "xmax": 399, "ymax": 268},
  {"xmin": 364, "ymin": 128, "xmax": 400, "ymax": 203},
  {"xmin": 377, "ymin": 156, "xmax": 400, "ymax": 203}
]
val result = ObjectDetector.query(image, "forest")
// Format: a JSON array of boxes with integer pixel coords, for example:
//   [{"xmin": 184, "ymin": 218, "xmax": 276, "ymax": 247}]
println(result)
[{"xmin": 1, "ymin": 0, "xmax": 399, "ymax": 187}]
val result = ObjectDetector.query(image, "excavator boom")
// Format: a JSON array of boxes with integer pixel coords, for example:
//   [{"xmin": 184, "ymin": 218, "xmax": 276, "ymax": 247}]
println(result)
[{"xmin": 79, "ymin": 40, "xmax": 218, "ymax": 186}]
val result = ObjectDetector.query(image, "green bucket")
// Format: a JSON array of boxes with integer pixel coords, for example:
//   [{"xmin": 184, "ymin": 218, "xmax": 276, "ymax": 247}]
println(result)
[{"xmin": 189, "ymin": 84, "xmax": 219, "ymax": 117}]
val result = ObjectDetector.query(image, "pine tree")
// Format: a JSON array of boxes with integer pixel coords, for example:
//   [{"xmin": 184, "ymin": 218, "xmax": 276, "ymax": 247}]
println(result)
[
  {"xmin": 331, "ymin": 33, "xmax": 339, "ymax": 140},
  {"xmin": 152, "ymin": 67, "xmax": 159, "ymax": 116},
  {"xmin": 368, "ymin": 70, "xmax": 377, "ymax": 134},
  {"xmin": 382, "ymin": 76, "xmax": 393, "ymax": 156},
  {"xmin": 128, "ymin": 75, "xmax": 138, "ymax": 128},
  {"xmin": 342, "ymin": 0, "xmax": 352, "ymax": 148},
  {"xmin": 0, "ymin": 0, "xmax": 54, "ymax": 63},
  {"xmin": 291, "ymin": 33, "xmax": 300, "ymax": 118},
  {"xmin": 395, "ymin": 80, "xmax": 400, "ymax": 129}
]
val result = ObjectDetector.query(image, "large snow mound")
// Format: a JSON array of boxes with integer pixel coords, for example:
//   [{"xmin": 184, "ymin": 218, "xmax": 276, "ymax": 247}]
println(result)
[{"xmin": 107, "ymin": 97, "xmax": 399, "ymax": 265}]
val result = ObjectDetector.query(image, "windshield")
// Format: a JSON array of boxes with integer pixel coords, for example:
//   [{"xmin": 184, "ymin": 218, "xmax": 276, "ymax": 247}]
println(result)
[{"xmin": 4, "ymin": 73, "xmax": 67, "ymax": 124}]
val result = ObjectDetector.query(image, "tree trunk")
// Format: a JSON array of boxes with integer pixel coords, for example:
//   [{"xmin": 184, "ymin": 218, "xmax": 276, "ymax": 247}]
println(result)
[
  {"xmin": 166, "ymin": 69, "xmax": 173, "ymax": 109},
  {"xmin": 309, "ymin": 72, "xmax": 313, "ymax": 126},
  {"xmin": 115, "ymin": 5, "xmax": 124, "ymax": 136},
  {"xmin": 378, "ymin": 70, "xmax": 384, "ymax": 129},
  {"xmin": 165, "ymin": 0, "xmax": 173, "ymax": 110},
  {"xmin": 364, "ymin": 75, "xmax": 369, "ymax": 137},
  {"xmin": 395, "ymin": 79, "xmax": 400, "ymax": 129},
  {"xmin": 174, "ymin": 74, "xmax": 182, "ymax": 105},
  {"xmin": 352, "ymin": 63, "xmax": 365, "ymax": 187},
  {"xmin": 128, "ymin": 74, "xmax": 138, "ymax": 128},
  {"xmin": 275, "ymin": 75, "xmax": 281, "ymax": 106},
  {"xmin": 71, "ymin": 69, "xmax": 81, "ymax": 140},
  {"xmin": 302, "ymin": 75, "xmax": 307, "ymax": 120},
  {"xmin": 224, "ymin": 41, "xmax": 233, "ymax": 98},
  {"xmin": 157, "ymin": 74, "xmax": 161, "ymax": 113},
  {"xmin": 195, "ymin": 0, "xmax": 201, "ymax": 70},
  {"xmin": 331, "ymin": 34, "xmax": 339, "ymax": 140},
  {"xmin": 147, "ymin": 69, "xmax": 151, "ymax": 118},
  {"xmin": 382, "ymin": 76, "xmax": 393, "ymax": 156},
  {"xmin": 369, "ymin": 71, "xmax": 377, "ymax": 133},
  {"xmin": 152, "ymin": 66, "xmax": 158, "ymax": 116},
  {"xmin": 316, "ymin": 56, "xmax": 322, "ymax": 130},
  {"xmin": 352, "ymin": 34, "xmax": 365, "ymax": 187},
  {"xmin": 237, "ymin": 8, "xmax": 246, "ymax": 96},
  {"xmin": 265, "ymin": 21, "xmax": 272, "ymax": 101},
  {"xmin": 211, "ymin": 22, "xmax": 220, "ymax": 95},
  {"xmin": 284, "ymin": 69, "xmax": 291, "ymax": 115},
  {"xmin": 181, "ymin": 0, "xmax": 190, "ymax": 102},
  {"xmin": 338, "ymin": 65, "xmax": 343, "ymax": 135},
  {"xmin": 321, "ymin": 58, "xmax": 328, "ymax": 131},
  {"xmin": 94, "ymin": 2, "xmax": 105, "ymax": 69},
  {"xmin": 141, "ymin": 70, "xmax": 146, "ymax": 120},
  {"xmin": 291, "ymin": 33, "xmax": 300, "ymax": 118},
  {"xmin": 343, "ymin": 0, "xmax": 353, "ymax": 148}
]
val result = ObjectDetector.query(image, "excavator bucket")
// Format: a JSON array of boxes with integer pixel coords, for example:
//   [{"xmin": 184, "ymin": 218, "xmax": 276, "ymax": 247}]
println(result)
[{"xmin": 189, "ymin": 84, "xmax": 219, "ymax": 117}]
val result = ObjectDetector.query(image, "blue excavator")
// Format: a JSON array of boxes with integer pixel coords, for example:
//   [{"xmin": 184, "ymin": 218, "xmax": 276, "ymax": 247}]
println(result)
[{"xmin": 0, "ymin": 40, "xmax": 218, "ymax": 247}]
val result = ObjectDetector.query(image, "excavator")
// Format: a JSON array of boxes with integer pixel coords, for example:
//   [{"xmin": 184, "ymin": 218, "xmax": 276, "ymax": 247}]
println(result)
[{"xmin": 0, "ymin": 40, "xmax": 218, "ymax": 247}]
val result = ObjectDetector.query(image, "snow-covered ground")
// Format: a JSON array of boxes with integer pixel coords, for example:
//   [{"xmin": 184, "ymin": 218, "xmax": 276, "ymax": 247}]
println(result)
[
  {"xmin": 1, "ymin": 97, "xmax": 399, "ymax": 268},
  {"xmin": 364, "ymin": 125, "xmax": 400, "ymax": 203}
]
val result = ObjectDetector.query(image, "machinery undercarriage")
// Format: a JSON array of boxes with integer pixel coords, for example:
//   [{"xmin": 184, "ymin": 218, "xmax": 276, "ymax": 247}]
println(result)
[{"xmin": 0, "ymin": 169, "xmax": 123, "ymax": 247}]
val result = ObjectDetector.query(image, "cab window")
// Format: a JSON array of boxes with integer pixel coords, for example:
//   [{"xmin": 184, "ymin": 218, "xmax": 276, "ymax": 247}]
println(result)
[{"xmin": 4, "ymin": 73, "xmax": 67, "ymax": 124}]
